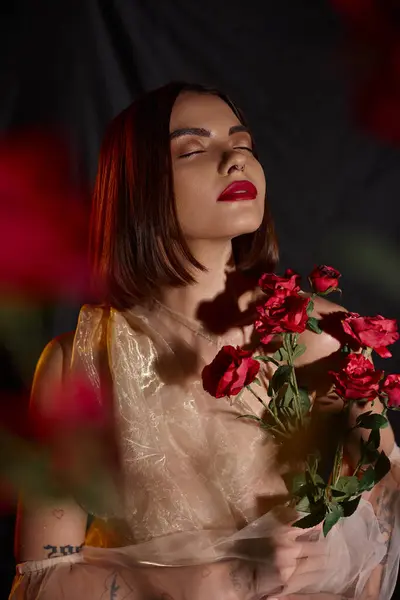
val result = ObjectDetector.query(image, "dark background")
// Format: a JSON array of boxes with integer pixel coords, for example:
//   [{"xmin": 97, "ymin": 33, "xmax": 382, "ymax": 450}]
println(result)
[{"xmin": 1, "ymin": 1, "xmax": 400, "ymax": 597}]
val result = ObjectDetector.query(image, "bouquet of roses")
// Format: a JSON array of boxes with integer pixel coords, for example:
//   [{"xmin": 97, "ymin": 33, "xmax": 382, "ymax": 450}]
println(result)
[{"xmin": 202, "ymin": 266, "xmax": 400, "ymax": 536}]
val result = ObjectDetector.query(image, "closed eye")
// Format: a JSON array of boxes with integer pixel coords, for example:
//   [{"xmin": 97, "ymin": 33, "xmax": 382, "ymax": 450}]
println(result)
[
  {"xmin": 235, "ymin": 146, "xmax": 254, "ymax": 153},
  {"xmin": 179, "ymin": 150, "xmax": 205, "ymax": 158}
]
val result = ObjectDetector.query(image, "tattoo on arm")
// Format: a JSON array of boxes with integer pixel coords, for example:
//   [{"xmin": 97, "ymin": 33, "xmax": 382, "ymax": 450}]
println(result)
[
  {"xmin": 375, "ymin": 487, "xmax": 396, "ymax": 564},
  {"xmin": 43, "ymin": 543, "xmax": 84, "ymax": 559}
]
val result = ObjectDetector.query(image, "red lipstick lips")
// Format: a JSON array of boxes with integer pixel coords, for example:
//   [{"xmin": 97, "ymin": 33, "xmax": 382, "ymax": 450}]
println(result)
[{"xmin": 217, "ymin": 180, "xmax": 257, "ymax": 202}]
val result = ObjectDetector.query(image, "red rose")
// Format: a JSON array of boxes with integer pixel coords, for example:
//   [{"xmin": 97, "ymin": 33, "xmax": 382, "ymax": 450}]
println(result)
[
  {"xmin": 255, "ymin": 294, "xmax": 310, "ymax": 345},
  {"xmin": 382, "ymin": 374, "xmax": 400, "ymax": 408},
  {"xmin": 342, "ymin": 313, "xmax": 399, "ymax": 358},
  {"xmin": 308, "ymin": 265, "xmax": 341, "ymax": 294},
  {"xmin": 258, "ymin": 270, "xmax": 301, "ymax": 298},
  {"xmin": 30, "ymin": 374, "xmax": 107, "ymax": 440},
  {"xmin": 330, "ymin": 353, "xmax": 383, "ymax": 401},
  {"xmin": 0, "ymin": 130, "xmax": 90, "ymax": 299},
  {"xmin": 284, "ymin": 268, "xmax": 301, "ymax": 284},
  {"xmin": 202, "ymin": 345, "xmax": 260, "ymax": 398}
]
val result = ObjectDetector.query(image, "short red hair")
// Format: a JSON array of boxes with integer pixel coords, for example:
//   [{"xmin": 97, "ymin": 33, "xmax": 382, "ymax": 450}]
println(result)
[{"xmin": 90, "ymin": 82, "xmax": 278, "ymax": 309}]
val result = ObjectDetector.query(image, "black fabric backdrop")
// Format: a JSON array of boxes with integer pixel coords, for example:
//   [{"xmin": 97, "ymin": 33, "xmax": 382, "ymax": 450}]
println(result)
[{"xmin": 1, "ymin": 1, "xmax": 400, "ymax": 596}]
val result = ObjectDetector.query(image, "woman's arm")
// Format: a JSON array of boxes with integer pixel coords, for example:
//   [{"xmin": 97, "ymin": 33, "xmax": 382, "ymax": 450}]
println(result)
[{"xmin": 15, "ymin": 336, "xmax": 88, "ymax": 563}]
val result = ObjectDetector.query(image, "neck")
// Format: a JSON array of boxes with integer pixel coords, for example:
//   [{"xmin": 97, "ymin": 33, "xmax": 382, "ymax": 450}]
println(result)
[{"xmin": 159, "ymin": 241, "xmax": 235, "ymax": 322}]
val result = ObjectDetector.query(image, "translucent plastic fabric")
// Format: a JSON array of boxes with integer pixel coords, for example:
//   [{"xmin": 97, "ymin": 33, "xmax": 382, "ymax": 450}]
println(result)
[{"xmin": 10, "ymin": 305, "xmax": 400, "ymax": 599}]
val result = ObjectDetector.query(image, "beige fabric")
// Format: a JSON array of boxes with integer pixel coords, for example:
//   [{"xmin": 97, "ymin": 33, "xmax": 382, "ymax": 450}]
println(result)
[{"xmin": 9, "ymin": 304, "xmax": 400, "ymax": 599}]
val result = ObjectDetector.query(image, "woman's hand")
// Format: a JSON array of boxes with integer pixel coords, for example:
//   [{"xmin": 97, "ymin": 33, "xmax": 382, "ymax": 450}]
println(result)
[{"xmin": 273, "ymin": 526, "xmax": 330, "ymax": 597}]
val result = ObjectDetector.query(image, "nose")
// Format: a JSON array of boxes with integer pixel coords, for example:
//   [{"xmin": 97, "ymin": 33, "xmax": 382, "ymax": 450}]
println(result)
[{"xmin": 218, "ymin": 149, "xmax": 246, "ymax": 176}]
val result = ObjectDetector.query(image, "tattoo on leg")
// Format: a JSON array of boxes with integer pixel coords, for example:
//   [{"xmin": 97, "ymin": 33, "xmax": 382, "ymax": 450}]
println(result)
[
  {"xmin": 229, "ymin": 560, "xmax": 256, "ymax": 595},
  {"xmin": 109, "ymin": 573, "xmax": 120, "ymax": 600},
  {"xmin": 101, "ymin": 571, "xmax": 135, "ymax": 599},
  {"xmin": 52, "ymin": 509, "xmax": 65, "ymax": 519},
  {"xmin": 229, "ymin": 561, "xmax": 242, "ymax": 592},
  {"xmin": 43, "ymin": 543, "xmax": 84, "ymax": 559}
]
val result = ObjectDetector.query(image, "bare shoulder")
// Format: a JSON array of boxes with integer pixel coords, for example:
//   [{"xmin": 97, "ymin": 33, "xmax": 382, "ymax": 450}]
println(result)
[
  {"xmin": 297, "ymin": 295, "xmax": 346, "ymax": 367},
  {"xmin": 31, "ymin": 331, "xmax": 75, "ymax": 409},
  {"xmin": 311, "ymin": 294, "xmax": 345, "ymax": 319}
]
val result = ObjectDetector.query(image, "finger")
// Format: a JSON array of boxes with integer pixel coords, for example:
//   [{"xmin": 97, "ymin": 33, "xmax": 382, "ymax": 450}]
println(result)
[
  {"xmin": 285, "ymin": 523, "xmax": 323, "ymax": 539},
  {"xmin": 281, "ymin": 555, "xmax": 331, "ymax": 595},
  {"xmin": 275, "ymin": 525, "xmax": 323, "ymax": 550},
  {"xmin": 275, "ymin": 539, "xmax": 327, "ymax": 562},
  {"xmin": 279, "ymin": 560, "xmax": 327, "ymax": 587}
]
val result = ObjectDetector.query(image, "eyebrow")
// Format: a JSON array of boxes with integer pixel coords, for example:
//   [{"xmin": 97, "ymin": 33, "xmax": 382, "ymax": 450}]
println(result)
[{"xmin": 170, "ymin": 124, "xmax": 250, "ymax": 140}]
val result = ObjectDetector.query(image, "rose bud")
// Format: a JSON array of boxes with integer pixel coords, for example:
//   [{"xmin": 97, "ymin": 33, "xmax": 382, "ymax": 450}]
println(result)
[{"xmin": 308, "ymin": 265, "xmax": 341, "ymax": 294}]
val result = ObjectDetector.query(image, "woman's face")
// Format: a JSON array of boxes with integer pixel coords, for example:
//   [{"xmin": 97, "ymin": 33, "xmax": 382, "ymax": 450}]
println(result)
[{"xmin": 170, "ymin": 92, "xmax": 266, "ymax": 242}]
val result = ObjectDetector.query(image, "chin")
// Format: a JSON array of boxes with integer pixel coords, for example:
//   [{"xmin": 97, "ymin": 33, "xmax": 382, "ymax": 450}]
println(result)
[{"xmin": 227, "ymin": 215, "xmax": 264, "ymax": 238}]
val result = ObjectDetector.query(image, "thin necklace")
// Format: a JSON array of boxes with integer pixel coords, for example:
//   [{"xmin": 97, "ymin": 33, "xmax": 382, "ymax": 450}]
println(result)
[{"xmin": 153, "ymin": 299, "xmax": 222, "ymax": 346}]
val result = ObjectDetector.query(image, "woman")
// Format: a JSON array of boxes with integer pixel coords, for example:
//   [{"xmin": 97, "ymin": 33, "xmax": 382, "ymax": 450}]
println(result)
[{"xmin": 10, "ymin": 82, "xmax": 400, "ymax": 599}]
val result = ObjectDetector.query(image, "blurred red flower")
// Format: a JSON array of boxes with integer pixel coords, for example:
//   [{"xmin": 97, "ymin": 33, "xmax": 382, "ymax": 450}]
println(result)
[
  {"xmin": 331, "ymin": 0, "xmax": 400, "ymax": 143},
  {"xmin": 0, "ymin": 129, "xmax": 90, "ymax": 299}
]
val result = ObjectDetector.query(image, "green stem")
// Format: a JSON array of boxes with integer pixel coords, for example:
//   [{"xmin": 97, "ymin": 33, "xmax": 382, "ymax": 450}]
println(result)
[
  {"xmin": 332, "ymin": 437, "xmax": 344, "ymax": 487},
  {"xmin": 331, "ymin": 400, "xmax": 352, "ymax": 491},
  {"xmin": 283, "ymin": 334, "xmax": 302, "ymax": 423},
  {"xmin": 352, "ymin": 461, "xmax": 363, "ymax": 478},
  {"xmin": 247, "ymin": 385, "xmax": 286, "ymax": 432},
  {"xmin": 362, "ymin": 347, "xmax": 373, "ymax": 359}
]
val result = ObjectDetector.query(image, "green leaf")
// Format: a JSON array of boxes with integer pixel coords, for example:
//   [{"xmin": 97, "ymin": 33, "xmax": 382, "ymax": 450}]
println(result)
[
  {"xmin": 304, "ymin": 471, "xmax": 325, "ymax": 502},
  {"xmin": 272, "ymin": 347, "xmax": 289, "ymax": 362},
  {"xmin": 236, "ymin": 414, "xmax": 262, "ymax": 424},
  {"xmin": 359, "ymin": 466, "xmax": 376, "ymax": 492},
  {"xmin": 306, "ymin": 299, "xmax": 314, "ymax": 316},
  {"xmin": 292, "ymin": 344, "xmax": 306, "ymax": 359},
  {"xmin": 374, "ymin": 451, "xmax": 391, "ymax": 483},
  {"xmin": 331, "ymin": 475, "xmax": 359, "ymax": 497},
  {"xmin": 290, "ymin": 472, "xmax": 307, "ymax": 495},
  {"xmin": 283, "ymin": 384, "xmax": 295, "ymax": 407},
  {"xmin": 293, "ymin": 509, "xmax": 326, "ymax": 529},
  {"xmin": 366, "ymin": 428, "xmax": 381, "ymax": 450},
  {"xmin": 296, "ymin": 495, "xmax": 311, "ymax": 512},
  {"xmin": 254, "ymin": 355, "xmax": 280, "ymax": 367},
  {"xmin": 359, "ymin": 433, "xmax": 380, "ymax": 465},
  {"xmin": 317, "ymin": 286, "xmax": 340, "ymax": 296},
  {"xmin": 270, "ymin": 365, "xmax": 293, "ymax": 392},
  {"xmin": 323, "ymin": 504, "xmax": 344, "ymax": 537},
  {"xmin": 331, "ymin": 489, "xmax": 347, "ymax": 500},
  {"xmin": 356, "ymin": 413, "xmax": 389, "ymax": 430},
  {"xmin": 313, "ymin": 474, "xmax": 326, "ymax": 488},
  {"xmin": 341, "ymin": 495, "xmax": 361, "ymax": 517},
  {"xmin": 307, "ymin": 317, "xmax": 323, "ymax": 334},
  {"xmin": 298, "ymin": 388, "xmax": 311, "ymax": 414}
]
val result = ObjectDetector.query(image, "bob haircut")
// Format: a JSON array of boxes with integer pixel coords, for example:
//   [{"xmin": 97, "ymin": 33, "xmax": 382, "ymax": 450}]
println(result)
[{"xmin": 90, "ymin": 81, "xmax": 279, "ymax": 310}]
